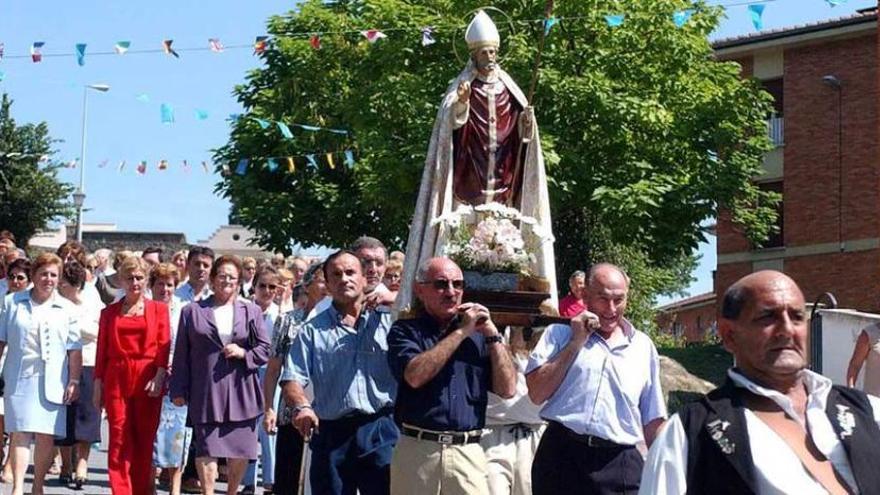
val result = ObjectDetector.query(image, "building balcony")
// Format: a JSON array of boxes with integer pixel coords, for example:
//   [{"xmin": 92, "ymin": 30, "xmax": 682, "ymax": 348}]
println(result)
[{"xmin": 767, "ymin": 116, "xmax": 784, "ymax": 147}]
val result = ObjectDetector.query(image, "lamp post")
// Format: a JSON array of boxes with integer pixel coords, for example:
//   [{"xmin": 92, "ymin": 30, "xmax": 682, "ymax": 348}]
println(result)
[
  {"xmin": 74, "ymin": 83, "xmax": 110, "ymax": 242},
  {"xmin": 822, "ymin": 75, "xmax": 842, "ymax": 252}
]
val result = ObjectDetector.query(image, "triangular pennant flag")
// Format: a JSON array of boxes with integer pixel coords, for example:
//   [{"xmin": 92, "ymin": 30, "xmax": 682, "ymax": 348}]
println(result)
[
  {"xmin": 67, "ymin": 159, "xmax": 78, "ymax": 168},
  {"xmin": 114, "ymin": 41, "xmax": 131, "ymax": 55},
  {"xmin": 748, "ymin": 4, "xmax": 765, "ymax": 31},
  {"xmin": 158, "ymin": 159, "xmax": 168, "ymax": 170},
  {"xmin": 254, "ymin": 36, "xmax": 269, "ymax": 55},
  {"xmin": 306, "ymin": 154, "xmax": 318, "ymax": 168},
  {"xmin": 137, "ymin": 160, "xmax": 147, "ymax": 175},
  {"xmin": 0, "ymin": 71, "xmax": 5, "ymax": 83},
  {"xmin": 604, "ymin": 15, "xmax": 625, "ymax": 28},
  {"xmin": 136, "ymin": 93, "xmax": 150, "ymax": 103},
  {"xmin": 277, "ymin": 122, "xmax": 294, "ymax": 139},
  {"xmin": 98, "ymin": 159, "xmax": 108, "ymax": 168},
  {"xmin": 544, "ymin": 17, "xmax": 559, "ymax": 36},
  {"xmin": 201, "ymin": 161, "xmax": 210, "ymax": 173},
  {"xmin": 299, "ymin": 124, "xmax": 321, "ymax": 132},
  {"xmin": 421, "ymin": 27, "xmax": 436, "ymax": 46},
  {"xmin": 361, "ymin": 30, "xmax": 387, "ymax": 43},
  {"xmin": 0, "ymin": 43, "xmax": 5, "ymax": 60},
  {"xmin": 235, "ymin": 159, "xmax": 249, "ymax": 175},
  {"xmin": 267, "ymin": 158, "xmax": 279, "ymax": 172},
  {"xmin": 673, "ymin": 10, "xmax": 694, "ymax": 28},
  {"xmin": 182, "ymin": 159, "xmax": 191, "ymax": 173},
  {"xmin": 228, "ymin": 113, "xmax": 242, "ymax": 122},
  {"xmin": 160, "ymin": 103, "xmax": 174, "ymax": 124},
  {"xmin": 208, "ymin": 38, "xmax": 224, "ymax": 53},
  {"xmin": 222, "ymin": 163, "xmax": 231, "ymax": 176},
  {"xmin": 310, "ymin": 35, "xmax": 321, "ymax": 50},
  {"xmin": 194, "ymin": 109, "xmax": 209, "ymax": 121},
  {"xmin": 254, "ymin": 118, "xmax": 271, "ymax": 129},
  {"xmin": 344, "ymin": 150, "xmax": 355, "ymax": 168},
  {"xmin": 31, "ymin": 42, "xmax": 45, "ymax": 63},
  {"xmin": 117, "ymin": 160, "xmax": 126, "ymax": 172},
  {"xmin": 826, "ymin": 0, "xmax": 848, "ymax": 6},
  {"xmin": 286, "ymin": 157, "xmax": 295, "ymax": 173},
  {"xmin": 327, "ymin": 129, "xmax": 349, "ymax": 135},
  {"xmin": 326, "ymin": 153, "xmax": 335, "ymax": 169},
  {"xmin": 75, "ymin": 43, "xmax": 87, "ymax": 66},
  {"xmin": 162, "ymin": 40, "xmax": 179, "ymax": 58}
]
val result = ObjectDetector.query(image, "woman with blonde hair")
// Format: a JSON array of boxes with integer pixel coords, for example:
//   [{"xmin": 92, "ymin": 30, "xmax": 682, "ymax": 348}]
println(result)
[{"xmin": 94, "ymin": 255, "xmax": 170, "ymax": 494}]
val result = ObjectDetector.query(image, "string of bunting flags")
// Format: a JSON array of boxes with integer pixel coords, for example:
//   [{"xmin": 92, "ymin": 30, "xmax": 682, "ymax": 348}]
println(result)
[
  {"xmin": 0, "ymin": 0, "xmax": 852, "ymax": 68},
  {"xmin": 0, "ymin": 148, "xmax": 360, "ymax": 176}
]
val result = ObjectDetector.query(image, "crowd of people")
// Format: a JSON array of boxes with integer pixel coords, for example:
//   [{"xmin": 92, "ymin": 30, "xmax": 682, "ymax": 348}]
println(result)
[{"xmin": 1, "ymin": 229, "xmax": 879, "ymax": 495}]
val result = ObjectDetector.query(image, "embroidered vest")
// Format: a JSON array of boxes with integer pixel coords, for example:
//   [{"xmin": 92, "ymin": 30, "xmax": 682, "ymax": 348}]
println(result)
[{"xmin": 678, "ymin": 378, "xmax": 880, "ymax": 495}]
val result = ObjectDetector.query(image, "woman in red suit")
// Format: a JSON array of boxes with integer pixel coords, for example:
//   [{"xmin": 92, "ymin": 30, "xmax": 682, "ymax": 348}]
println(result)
[{"xmin": 93, "ymin": 256, "xmax": 170, "ymax": 494}]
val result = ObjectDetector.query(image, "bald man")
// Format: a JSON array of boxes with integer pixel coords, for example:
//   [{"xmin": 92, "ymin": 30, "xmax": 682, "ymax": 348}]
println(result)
[
  {"xmin": 526, "ymin": 263, "xmax": 666, "ymax": 495},
  {"xmin": 640, "ymin": 270, "xmax": 880, "ymax": 494}
]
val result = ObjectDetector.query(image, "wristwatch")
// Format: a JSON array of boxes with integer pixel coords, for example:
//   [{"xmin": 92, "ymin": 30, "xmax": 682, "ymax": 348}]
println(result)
[
  {"xmin": 485, "ymin": 335, "xmax": 504, "ymax": 345},
  {"xmin": 293, "ymin": 404, "xmax": 313, "ymax": 415}
]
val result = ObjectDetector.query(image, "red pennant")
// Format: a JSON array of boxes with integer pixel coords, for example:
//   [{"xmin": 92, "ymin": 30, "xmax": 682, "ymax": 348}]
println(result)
[{"xmin": 310, "ymin": 35, "xmax": 321, "ymax": 50}]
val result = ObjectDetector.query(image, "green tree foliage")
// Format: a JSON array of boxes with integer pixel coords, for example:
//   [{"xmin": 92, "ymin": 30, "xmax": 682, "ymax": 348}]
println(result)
[
  {"xmin": 215, "ymin": 0, "xmax": 778, "ymax": 320},
  {"xmin": 0, "ymin": 94, "xmax": 73, "ymax": 245}
]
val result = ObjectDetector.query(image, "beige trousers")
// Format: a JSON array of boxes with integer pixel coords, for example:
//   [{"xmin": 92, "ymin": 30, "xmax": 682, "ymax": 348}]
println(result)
[
  {"xmin": 480, "ymin": 423, "xmax": 546, "ymax": 495},
  {"xmin": 390, "ymin": 434, "xmax": 490, "ymax": 495}
]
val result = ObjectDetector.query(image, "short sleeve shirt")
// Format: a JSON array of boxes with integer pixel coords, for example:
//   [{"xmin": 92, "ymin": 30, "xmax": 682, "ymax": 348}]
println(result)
[
  {"xmin": 526, "ymin": 319, "xmax": 667, "ymax": 445},
  {"xmin": 387, "ymin": 315, "xmax": 492, "ymax": 432}
]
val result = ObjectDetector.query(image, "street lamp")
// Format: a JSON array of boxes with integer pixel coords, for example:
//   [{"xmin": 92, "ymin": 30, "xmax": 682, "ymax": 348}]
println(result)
[
  {"xmin": 822, "ymin": 75, "xmax": 843, "ymax": 251},
  {"xmin": 74, "ymin": 83, "xmax": 110, "ymax": 242}
]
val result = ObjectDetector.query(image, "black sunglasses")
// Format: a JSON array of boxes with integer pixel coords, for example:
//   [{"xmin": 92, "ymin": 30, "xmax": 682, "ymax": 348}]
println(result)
[
  {"xmin": 419, "ymin": 279, "xmax": 465, "ymax": 291},
  {"xmin": 257, "ymin": 283, "xmax": 278, "ymax": 291}
]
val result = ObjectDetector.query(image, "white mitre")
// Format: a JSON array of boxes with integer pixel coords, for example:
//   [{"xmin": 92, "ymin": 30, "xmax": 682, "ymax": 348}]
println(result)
[{"xmin": 465, "ymin": 10, "xmax": 501, "ymax": 51}]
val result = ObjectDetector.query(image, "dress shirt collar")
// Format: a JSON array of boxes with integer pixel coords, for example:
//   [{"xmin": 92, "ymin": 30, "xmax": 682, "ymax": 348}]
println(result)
[
  {"xmin": 728, "ymin": 368, "xmax": 831, "ymax": 428},
  {"xmin": 590, "ymin": 317, "xmax": 636, "ymax": 349}
]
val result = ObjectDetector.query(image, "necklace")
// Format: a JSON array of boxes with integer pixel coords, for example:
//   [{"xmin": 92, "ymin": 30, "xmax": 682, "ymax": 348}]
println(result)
[{"xmin": 122, "ymin": 298, "xmax": 144, "ymax": 315}]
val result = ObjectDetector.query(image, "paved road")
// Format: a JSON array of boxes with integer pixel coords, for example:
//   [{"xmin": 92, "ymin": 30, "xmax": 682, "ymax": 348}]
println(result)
[{"xmin": 0, "ymin": 445, "xmax": 270, "ymax": 494}]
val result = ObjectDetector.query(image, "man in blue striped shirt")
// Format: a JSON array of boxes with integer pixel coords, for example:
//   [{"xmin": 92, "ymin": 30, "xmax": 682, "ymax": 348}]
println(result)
[{"xmin": 282, "ymin": 250, "xmax": 398, "ymax": 495}]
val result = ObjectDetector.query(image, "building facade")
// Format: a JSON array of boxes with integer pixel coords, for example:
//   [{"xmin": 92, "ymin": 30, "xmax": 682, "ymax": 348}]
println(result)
[{"xmin": 714, "ymin": 8, "xmax": 880, "ymax": 313}]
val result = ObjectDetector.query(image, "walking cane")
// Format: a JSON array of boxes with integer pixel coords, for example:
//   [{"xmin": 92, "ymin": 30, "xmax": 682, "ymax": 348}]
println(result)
[{"xmin": 297, "ymin": 428, "xmax": 312, "ymax": 495}]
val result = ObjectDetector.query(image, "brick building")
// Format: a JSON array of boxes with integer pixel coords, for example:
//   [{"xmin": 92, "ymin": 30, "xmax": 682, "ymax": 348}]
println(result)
[
  {"xmin": 655, "ymin": 292, "xmax": 717, "ymax": 344},
  {"xmin": 714, "ymin": 7, "xmax": 880, "ymax": 313}
]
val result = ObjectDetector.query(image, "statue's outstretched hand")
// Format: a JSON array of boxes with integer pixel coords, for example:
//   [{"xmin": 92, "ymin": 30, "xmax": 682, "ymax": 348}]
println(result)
[{"xmin": 457, "ymin": 81, "xmax": 471, "ymax": 104}]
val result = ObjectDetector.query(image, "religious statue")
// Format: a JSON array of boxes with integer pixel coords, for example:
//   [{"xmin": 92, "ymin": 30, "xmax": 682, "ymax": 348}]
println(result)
[{"xmin": 396, "ymin": 10, "xmax": 558, "ymax": 314}]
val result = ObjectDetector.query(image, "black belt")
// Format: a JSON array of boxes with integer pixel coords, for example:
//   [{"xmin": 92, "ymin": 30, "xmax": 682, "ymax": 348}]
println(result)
[
  {"xmin": 550, "ymin": 421, "xmax": 628, "ymax": 449},
  {"xmin": 401, "ymin": 425, "xmax": 482, "ymax": 445}
]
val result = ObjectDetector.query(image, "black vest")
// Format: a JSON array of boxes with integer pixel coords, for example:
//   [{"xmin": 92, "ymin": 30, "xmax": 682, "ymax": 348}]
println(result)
[{"xmin": 678, "ymin": 377, "xmax": 880, "ymax": 495}]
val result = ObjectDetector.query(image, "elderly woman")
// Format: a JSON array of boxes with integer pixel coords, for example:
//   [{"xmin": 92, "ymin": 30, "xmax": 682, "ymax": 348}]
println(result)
[
  {"xmin": 56, "ymin": 261, "xmax": 104, "ymax": 490},
  {"xmin": 242, "ymin": 266, "xmax": 282, "ymax": 494},
  {"xmin": 263, "ymin": 262, "xmax": 327, "ymax": 495},
  {"xmin": 149, "ymin": 263, "xmax": 189, "ymax": 495},
  {"xmin": 94, "ymin": 256, "xmax": 170, "ymax": 495},
  {"xmin": 275, "ymin": 268, "xmax": 295, "ymax": 314},
  {"xmin": 0, "ymin": 253, "xmax": 82, "ymax": 495},
  {"xmin": 170, "ymin": 255, "xmax": 271, "ymax": 495}
]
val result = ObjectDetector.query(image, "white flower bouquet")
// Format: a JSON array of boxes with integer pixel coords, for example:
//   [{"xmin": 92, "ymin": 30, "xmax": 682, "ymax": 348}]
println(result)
[{"xmin": 431, "ymin": 202, "xmax": 552, "ymax": 275}]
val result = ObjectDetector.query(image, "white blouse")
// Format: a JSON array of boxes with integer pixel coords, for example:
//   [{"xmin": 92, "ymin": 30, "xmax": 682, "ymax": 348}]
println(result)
[{"xmin": 213, "ymin": 304, "xmax": 234, "ymax": 346}]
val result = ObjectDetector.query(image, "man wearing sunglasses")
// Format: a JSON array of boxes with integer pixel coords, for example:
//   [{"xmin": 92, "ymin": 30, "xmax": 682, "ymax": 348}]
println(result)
[{"xmin": 387, "ymin": 257, "xmax": 516, "ymax": 495}]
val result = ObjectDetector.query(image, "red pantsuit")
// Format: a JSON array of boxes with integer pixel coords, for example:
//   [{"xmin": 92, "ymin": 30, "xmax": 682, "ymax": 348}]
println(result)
[{"xmin": 96, "ymin": 300, "xmax": 170, "ymax": 495}]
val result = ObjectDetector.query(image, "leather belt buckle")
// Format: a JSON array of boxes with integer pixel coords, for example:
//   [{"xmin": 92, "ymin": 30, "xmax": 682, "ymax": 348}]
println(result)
[{"xmin": 437, "ymin": 434, "xmax": 454, "ymax": 445}]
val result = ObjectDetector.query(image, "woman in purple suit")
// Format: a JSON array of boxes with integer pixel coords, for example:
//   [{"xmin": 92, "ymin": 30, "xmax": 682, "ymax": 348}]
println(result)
[{"xmin": 169, "ymin": 255, "xmax": 271, "ymax": 495}]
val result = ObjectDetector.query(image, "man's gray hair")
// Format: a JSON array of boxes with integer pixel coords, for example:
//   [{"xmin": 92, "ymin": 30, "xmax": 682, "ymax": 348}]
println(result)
[
  {"xmin": 587, "ymin": 263, "xmax": 630, "ymax": 287},
  {"xmin": 569, "ymin": 270, "xmax": 586, "ymax": 283},
  {"xmin": 349, "ymin": 236, "xmax": 387, "ymax": 257}
]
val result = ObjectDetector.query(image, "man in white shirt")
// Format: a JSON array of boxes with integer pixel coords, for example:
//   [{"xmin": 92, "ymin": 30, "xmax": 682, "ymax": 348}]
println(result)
[
  {"xmin": 640, "ymin": 270, "xmax": 880, "ymax": 494},
  {"xmin": 174, "ymin": 246, "xmax": 214, "ymax": 303},
  {"xmin": 526, "ymin": 263, "xmax": 666, "ymax": 495}
]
